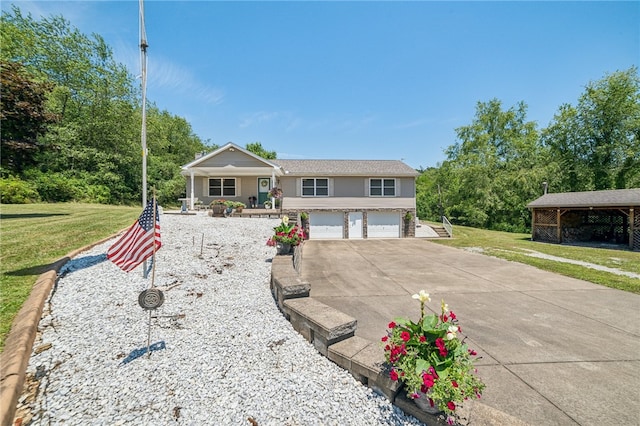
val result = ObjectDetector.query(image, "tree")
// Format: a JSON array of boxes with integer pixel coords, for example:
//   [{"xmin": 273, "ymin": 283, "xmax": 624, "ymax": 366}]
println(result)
[
  {"xmin": 439, "ymin": 99, "xmax": 549, "ymax": 232},
  {"xmin": 245, "ymin": 142, "xmax": 277, "ymax": 159},
  {"xmin": 0, "ymin": 60, "xmax": 58, "ymax": 173},
  {"xmin": 543, "ymin": 67, "xmax": 640, "ymax": 190}
]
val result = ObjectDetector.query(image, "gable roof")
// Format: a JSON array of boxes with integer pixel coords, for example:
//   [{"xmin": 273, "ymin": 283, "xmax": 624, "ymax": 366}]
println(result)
[
  {"xmin": 271, "ymin": 159, "xmax": 419, "ymax": 177},
  {"xmin": 527, "ymin": 188, "xmax": 640, "ymax": 209},
  {"xmin": 182, "ymin": 142, "xmax": 279, "ymax": 170}
]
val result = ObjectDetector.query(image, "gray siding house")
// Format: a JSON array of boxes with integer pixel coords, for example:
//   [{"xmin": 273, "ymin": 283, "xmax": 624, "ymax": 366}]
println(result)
[{"xmin": 181, "ymin": 142, "xmax": 419, "ymax": 239}]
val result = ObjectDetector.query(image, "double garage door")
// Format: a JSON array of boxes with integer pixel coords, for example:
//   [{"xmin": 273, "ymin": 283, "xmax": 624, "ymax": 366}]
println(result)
[{"xmin": 309, "ymin": 212, "xmax": 400, "ymax": 239}]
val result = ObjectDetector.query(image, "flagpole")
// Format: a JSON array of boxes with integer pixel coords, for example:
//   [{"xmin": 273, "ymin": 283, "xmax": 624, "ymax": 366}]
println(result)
[
  {"xmin": 147, "ymin": 189, "xmax": 158, "ymax": 358},
  {"xmin": 140, "ymin": 0, "xmax": 149, "ymax": 276}
]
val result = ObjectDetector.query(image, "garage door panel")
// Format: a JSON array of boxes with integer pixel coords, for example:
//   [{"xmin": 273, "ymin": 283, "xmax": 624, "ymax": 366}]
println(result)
[
  {"xmin": 367, "ymin": 212, "xmax": 400, "ymax": 238},
  {"xmin": 310, "ymin": 213, "xmax": 344, "ymax": 239}
]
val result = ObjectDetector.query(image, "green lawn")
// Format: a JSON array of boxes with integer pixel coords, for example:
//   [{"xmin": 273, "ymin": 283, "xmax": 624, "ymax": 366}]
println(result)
[
  {"xmin": 424, "ymin": 221, "xmax": 640, "ymax": 294},
  {"xmin": 0, "ymin": 203, "xmax": 141, "ymax": 350}
]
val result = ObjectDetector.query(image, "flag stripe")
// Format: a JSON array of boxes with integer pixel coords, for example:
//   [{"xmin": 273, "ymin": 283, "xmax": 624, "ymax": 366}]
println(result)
[{"xmin": 107, "ymin": 201, "xmax": 161, "ymax": 272}]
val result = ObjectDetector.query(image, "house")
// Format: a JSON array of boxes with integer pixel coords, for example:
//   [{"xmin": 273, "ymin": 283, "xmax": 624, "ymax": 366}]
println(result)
[
  {"xmin": 180, "ymin": 142, "xmax": 420, "ymax": 239},
  {"xmin": 527, "ymin": 188, "xmax": 640, "ymax": 251}
]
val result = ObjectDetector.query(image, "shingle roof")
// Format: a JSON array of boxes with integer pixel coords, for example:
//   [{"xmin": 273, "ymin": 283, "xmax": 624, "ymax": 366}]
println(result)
[
  {"xmin": 271, "ymin": 159, "xmax": 419, "ymax": 177},
  {"xmin": 527, "ymin": 188, "xmax": 640, "ymax": 208}
]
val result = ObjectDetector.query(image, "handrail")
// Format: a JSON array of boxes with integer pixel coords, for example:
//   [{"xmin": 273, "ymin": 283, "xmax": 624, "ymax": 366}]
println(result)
[{"xmin": 442, "ymin": 216, "xmax": 453, "ymax": 238}]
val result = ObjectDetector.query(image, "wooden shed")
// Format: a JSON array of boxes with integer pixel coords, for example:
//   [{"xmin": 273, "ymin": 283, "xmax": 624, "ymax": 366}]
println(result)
[{"xmin": 527, "ymin": 188, "xmax": 640, "ymax": 251}]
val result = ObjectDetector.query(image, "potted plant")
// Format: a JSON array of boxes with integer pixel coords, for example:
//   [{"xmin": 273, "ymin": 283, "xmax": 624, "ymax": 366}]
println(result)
[
  {"xmin": 209, "ymin": 199, "xmax": 227, "ymax": 217},
  {"xmin": 266, "ymin": 215, "xmax": 306, "ymax": 254},
  {"xmin": 233, "ymin": 201, "xmax": 246, "ymax": 213},
  {"xmin": 264, "ymin": 201, "xmax": 272, "ymax": 209},
  {"xmin": 382, "ymin": 290, "xmax": 485, "ymax": 425}
]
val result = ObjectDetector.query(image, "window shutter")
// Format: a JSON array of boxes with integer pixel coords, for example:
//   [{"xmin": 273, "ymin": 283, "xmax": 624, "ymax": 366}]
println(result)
[
  {"xmin": 296, "ymin": 178, "xmax": 301, "ymax": 197},
  {"xmin": 396, "ymin": 178, "xmax": 400, "ymax": 197},
  {"xmin": 203, "ymin": 178, "xmax": 209, "ymax": 197},
  {"xmin": 365, "ymin": 178, "xmax": 369, "ymax": 197},
  {"xmin": 236, "ymin": 178, "xmax": 241, "ymax": 197},
  {"xmin": 329, "ymin": 178, "xmax": 334, "ymax": 197}
]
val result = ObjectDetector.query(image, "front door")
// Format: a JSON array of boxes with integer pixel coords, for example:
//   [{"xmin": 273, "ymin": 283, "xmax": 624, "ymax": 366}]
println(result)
[{"xmin": 258, "ymin": 178, "xmax": 270, "ymax": 206}]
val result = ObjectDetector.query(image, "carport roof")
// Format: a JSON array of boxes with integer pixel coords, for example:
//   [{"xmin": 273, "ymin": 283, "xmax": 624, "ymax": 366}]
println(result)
[{"xmin": 527, "ymin": 188, "xmax": 640, "ymax": 209}]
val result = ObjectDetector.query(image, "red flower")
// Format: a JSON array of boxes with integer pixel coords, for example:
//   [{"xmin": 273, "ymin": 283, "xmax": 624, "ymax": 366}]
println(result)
[
  {"xmin": 441, "ymin": 314, "xmax": 448, "ymax": 322},
  {"xmin": 449, "ymin": 311, "xmax": 457, "ymax": 320},
  {"xmin": 390, "ymin": 370, "xmax": 399, "ymax": 381},
  {"xmin": 468, "ymin": 349, "xmax": 477, "ymax": 356},
  {"xmin": 422, "ymin": 373, "xmax": 435, "ymax": 388},
  {"xmin": 381, "ymin": 336, "xmax": 388, "ymax": 342},
  {"xmin": 435, "ymin": 338, "xmax": 448, "ymax": 357},
  {"xmin": 419, "ymin": 335, "xmax": 426, "ymax": 343},
  {"xmin": 451, "ymin": 380, "xmax": 458, "ymax": 388},
  {"xmin": 388, "ymin": 321, "xmax": 396, "ymax": 329},
  {"xmin": 447, "ymin": 401, "xmax": 456, "ymax": 411},
  {"xmin": 400, "ymin": 331, "xmax": 411, "ymax": 342}
]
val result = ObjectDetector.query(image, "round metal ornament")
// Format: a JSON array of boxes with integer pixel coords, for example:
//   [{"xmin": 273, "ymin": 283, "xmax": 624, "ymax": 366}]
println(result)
[{"xmin": 138, "ymin": 288, "xmax": 164, "ymax": 310}]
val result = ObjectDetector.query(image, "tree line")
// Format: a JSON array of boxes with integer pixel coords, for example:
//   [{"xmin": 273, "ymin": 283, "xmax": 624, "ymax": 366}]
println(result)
[{"xmin": 417, "ymin": 68, "xmax": 640, "ymax": 233}]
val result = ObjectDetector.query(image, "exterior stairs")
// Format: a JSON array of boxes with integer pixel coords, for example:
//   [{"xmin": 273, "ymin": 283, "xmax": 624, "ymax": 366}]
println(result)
[{"xmin": 430, "ymin": 225, "xmax": 451, "ymax": 238}]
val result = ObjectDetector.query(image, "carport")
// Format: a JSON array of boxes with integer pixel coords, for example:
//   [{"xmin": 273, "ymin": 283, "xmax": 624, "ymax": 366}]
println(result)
[{"xmin": 527, "ymin": 188, "xmax": 640, "ymax": 251}]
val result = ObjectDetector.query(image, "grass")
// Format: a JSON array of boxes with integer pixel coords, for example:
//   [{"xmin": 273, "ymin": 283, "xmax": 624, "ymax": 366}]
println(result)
[
  {"xmin": 0, "ymin": 203, "xmax": 141, "ymax": 351},
  {"xmin": 423, "ymin": 221, "xmax": 640, "ymax": 294}
]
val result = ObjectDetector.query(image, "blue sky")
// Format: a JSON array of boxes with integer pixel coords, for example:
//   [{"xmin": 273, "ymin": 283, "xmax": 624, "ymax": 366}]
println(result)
[{"xmin": 4, "ymin": 1, "xmax": 639, "ymax": 169}]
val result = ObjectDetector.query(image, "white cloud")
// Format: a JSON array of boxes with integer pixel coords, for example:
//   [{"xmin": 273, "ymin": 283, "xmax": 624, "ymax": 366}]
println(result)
[{"xmin": 239, "ymin": 111, "xmax": 281, "ymax": 129}]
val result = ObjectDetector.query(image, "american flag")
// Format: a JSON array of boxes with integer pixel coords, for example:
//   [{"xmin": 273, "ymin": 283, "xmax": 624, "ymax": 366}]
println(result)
[{"xmin": 107, "ymin": 200, "xmax": 161, "ymax": 272}]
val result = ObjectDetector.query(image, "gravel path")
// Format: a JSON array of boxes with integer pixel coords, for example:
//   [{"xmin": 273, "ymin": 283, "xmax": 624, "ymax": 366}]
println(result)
[{"xmin": 20, "ymin": 212, "xmax": 423, "ymax": 426}]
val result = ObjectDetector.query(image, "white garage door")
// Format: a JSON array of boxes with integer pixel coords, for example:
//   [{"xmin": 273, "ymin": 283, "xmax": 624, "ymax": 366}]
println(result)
[
  {"xmin": 367, "ymin": 212, "xmax": 401, "ymax": 238},
  {"xmin": 309, "ymin": 212, "xmax": 344, "ymax": 239}
]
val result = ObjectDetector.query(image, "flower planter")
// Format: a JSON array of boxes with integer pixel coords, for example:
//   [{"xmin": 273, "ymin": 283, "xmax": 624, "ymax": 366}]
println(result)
[
  {"xmin": 211, "ymin": 205, "xmax": 225, "ymax": 217},
  {"xmin": 413, "ymin": 391, "xmax": 441, "ymax": 414},
  {"xmin": 276, "ymin": 243, "xmax": 292, "ymax": 255}
]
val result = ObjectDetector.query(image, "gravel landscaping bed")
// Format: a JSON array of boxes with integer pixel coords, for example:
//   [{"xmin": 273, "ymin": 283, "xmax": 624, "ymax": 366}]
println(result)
[{"xmin": 19, "ymin": 212, "xmax": 422, "ymax": 425}]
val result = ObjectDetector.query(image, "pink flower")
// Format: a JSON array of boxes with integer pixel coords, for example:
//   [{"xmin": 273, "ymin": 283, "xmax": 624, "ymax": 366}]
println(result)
[
  {"xmin": 449, "ymin": 311, "xmax": 457, "ymax": 320},
  {"xmin": 400, "ymin": 331, "xmax": 411, "ymax": 342},
  {"xmin": 447, "ymin": 401, "xmax": 456, "ymax": 411},
  {"xmin": 451, "ymin": 380, "xmax": 458, "ymax": 388},
  {"xmin": 419, "ymin": 335, "xmax": 426, "ymax": 343},
  {"xmin": 388, "ymin": 321, "xmax": 396, "ymax": 329},
  {"xmin": 468, "ymin": 349, "xmax": 477, "ymax": 356},
  {"xmin": 381, "ymin": 336, "xmax": 388, "ymax": 342}
]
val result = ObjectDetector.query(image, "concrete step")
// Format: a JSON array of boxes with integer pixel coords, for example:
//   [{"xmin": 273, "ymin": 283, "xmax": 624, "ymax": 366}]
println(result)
[{"xmin": 430, "ymin": 226, "xmax": 450, "ymax": 238}]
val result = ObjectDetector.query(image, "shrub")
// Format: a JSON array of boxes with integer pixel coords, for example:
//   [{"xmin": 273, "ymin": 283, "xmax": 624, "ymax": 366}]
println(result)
[{"xmin": 0, "ymin": 176, "xmax": 40, "ymax": 203}]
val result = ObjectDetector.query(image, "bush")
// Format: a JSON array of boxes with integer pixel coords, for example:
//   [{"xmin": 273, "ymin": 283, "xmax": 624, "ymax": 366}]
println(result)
[
  {"xmin": 29, "ymin": 172, "xmax": 82, "ymax": 202},
  {"xmin": 0, "ymin": 176, "xmax": 40, "ymax": 203}
]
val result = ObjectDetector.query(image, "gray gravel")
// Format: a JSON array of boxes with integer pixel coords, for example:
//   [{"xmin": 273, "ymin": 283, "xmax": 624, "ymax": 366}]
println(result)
[{"xmin": 23, "ymin": 212, "xmax": 423, "ymax": 426}]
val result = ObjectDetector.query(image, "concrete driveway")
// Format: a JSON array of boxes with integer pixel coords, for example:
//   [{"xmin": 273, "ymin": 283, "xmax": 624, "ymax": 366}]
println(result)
[{"xmin": 301, "ymin": 239, "xmax": 640, "ymax": 426}]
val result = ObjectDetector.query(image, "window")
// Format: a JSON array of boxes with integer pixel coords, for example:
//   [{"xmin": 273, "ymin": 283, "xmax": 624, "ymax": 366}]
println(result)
[
  {"xmin": 370, "ymin": 178, "xmax": 395, "ymax": 197},
  {"xmin": 302, "ymin": 178, "xmax": 329, "ymax": 196},
  {"xmin": 209, "ymin": 178, "xmax": 236, "ymax": 197}
]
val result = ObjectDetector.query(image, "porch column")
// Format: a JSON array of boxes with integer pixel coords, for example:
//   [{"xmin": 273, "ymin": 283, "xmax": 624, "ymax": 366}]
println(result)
[
  {"xmin": 270, "ymin": 169, "xmax": 276, "ymax": 210},
  {"xmin": 190, "ymin": 171, "xmax": 195, "ymax": 210}
]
